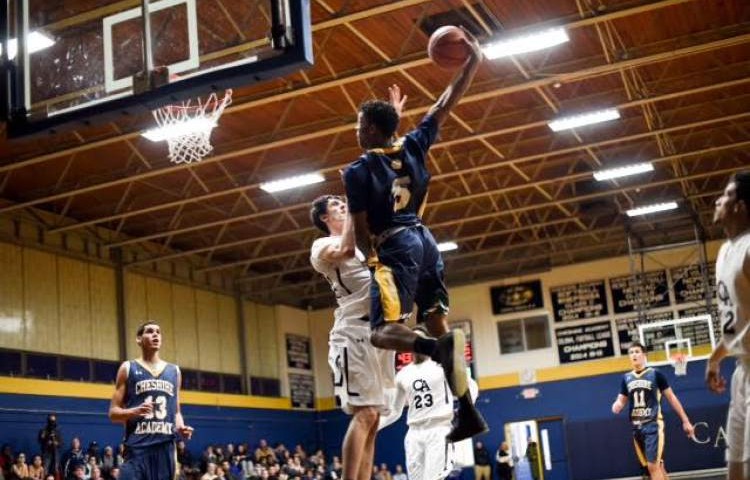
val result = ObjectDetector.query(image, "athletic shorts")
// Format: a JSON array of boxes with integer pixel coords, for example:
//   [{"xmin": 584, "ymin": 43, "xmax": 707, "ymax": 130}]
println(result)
[
  {"xmin": 632, "ymin": 421, "xmax": 664, "ymax": 466},
  {"xmin": 328, "ymin": 325, "xmax": 394, "ymax": 415},
  {"xmin": 727, "ymin": 359, "xmax": 750, "ymax": 463},
  {"xmin": 370, "ymin": 225, "xmax": 449, "ymax": 328},
  {"xmin": 120, "ymin": 442, "xmax": 175, "ymax": 480},
  {"xmin": 405, "ymin": 421, "xmax": 454, "ymax": 480}
]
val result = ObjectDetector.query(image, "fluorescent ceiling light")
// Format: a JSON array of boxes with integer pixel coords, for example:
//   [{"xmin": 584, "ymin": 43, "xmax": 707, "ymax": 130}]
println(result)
[
  {"xmin": 437, "ymin": 241, "xmax": 458, "ymax": 252},
  {"xmin": 483, "ymin": 27, "xmax": 569, "ymax": 59},
  {"xmin": 594, "ymin": 162, "xmax": 654, "ymax": 181},
  {"xmin": 260, "ymin": 173, "xmax": 325, "ymax": 193},
  {"xmin": 548, "ymin": 108, "xmax": 620, "ymax": 132},
  {"xmin": 626, "ymin": 201, "xmax": 678, "ymax": 217},
  {"xmin": 0, "ymin": 31, "xmax": 55, "ymax": 60},
  {"xmin": 141, "ymin": 117, "xmax": 216, "ymax": 142}
]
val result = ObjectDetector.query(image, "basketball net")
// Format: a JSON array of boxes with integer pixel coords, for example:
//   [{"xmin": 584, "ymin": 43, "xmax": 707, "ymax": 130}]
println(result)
[
  {"xmin": 150, "ymin": 89, "xmax": 233, "ymax": 164},
  {"xmin": 671, "ymin": 353, "xmax": 688, "ymax": 376}
]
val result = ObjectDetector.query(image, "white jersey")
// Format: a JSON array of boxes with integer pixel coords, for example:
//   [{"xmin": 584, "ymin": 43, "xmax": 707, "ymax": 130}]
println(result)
[
  {"xmin": 310, "ymin": 236, "xmax": 371, "ymax": 332},
  {"xmin": 716, "ymin": 229, "xmax": 750, "ymax": 357}
]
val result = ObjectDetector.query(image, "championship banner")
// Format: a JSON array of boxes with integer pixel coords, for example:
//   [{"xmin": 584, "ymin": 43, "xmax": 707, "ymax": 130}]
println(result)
[
  {"xmin": 286, "ymin": 334, "xmax": 312, "ymax": 370},
  {"xmin": 550, "ymin": 280, "xmax": 608, "ymax": 322},
  {"xmin": 288, "ymin": 372, "xmax": 315, "ymax": 409},
  {"xmin": 610, "ymin": 270, "xmax": 671, "ymax": 314},
  {"xmin": 555, "ymin": 321, "xmax": 615, "ymax": 363},
  {"xmin": 490, "ymin": 280, "xmax": 544, "ymax": 315}
]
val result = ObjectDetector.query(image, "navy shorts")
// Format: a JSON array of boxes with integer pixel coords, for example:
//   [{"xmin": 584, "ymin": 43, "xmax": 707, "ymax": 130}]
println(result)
[
  {"xmin": 120, "ymin": 442, "xmax": 176, "ymax": 480},
  {"xmin": 370, "ymin": 225, "xmax": 449, "ymax": 328},
  {"xmin": 632, "ymin": 421, "xmax": 664, "ymax": 466}
]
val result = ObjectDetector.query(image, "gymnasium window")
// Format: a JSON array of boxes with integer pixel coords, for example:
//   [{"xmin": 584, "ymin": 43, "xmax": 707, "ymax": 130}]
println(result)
[
  {"xmin": 181, "ymin": 369, "xmax": 200, "ymax": 390},
  {"xmin": 61, "ymin": 357, "xmax": 91, "ymax": 381},
  {"xmin": 26, "ymin": 353, "xmax": 59, "ymax": 379},
  {"xmin": 497, "ymin": 314, "xmax": 551, "ymax": 354},
  {"xmin": 0, "ymin": 350, "xmax": 22, "ymax": 376},
  {"xmin": 93, "ymin": 361, "xmax": 120, "ymax": 384},
  {"xmin": 200, "ymin": 372, "xmax": 221, "ymax": 392},
  {"xmin": 222, "ymin": 374, "xmax": 242, "ymax": 394},
  {"xmin": 250, "ymin": 376, "xmax": 281, "ymax": 397}
]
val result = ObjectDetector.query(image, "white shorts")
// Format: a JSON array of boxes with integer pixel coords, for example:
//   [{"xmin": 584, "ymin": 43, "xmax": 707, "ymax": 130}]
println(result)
[
  {"xmin": 727, "ymin": 359, "xmax": 750, "ymax": 463},
  {"xmin": 405, "ymin": 421, "xmax": 454, "ymax": 480},
  {"xmin": 328, "ymin": 326, "xmax": 394, "ymax": 415}
]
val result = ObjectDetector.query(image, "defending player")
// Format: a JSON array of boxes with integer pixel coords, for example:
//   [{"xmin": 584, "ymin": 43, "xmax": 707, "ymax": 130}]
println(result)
[
  {"xmin": 379, "ymin": 327, "xmax": 478, "ymax": 480},
  {"xmin": 109, "ymin": 322, "xmax": 193, "ymax": 480},
  {"xmin": 612, "ymin": 342, "xmax": 694, "ymax": 480},
  {"xmin": 310, "ymin": 194, "xmax": 394, "ymax": 480},
  {"xmin": 342, "ymin": 29, "xmax": 487, "ymax": 442},
  {"xmin": 705, "ymin": 170, "xmax": 750, "ymax": 480}
]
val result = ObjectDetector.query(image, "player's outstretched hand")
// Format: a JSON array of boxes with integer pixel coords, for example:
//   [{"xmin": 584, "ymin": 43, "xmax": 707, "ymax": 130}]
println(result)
[
  {"xmin": 133, "ymin": 401, "xmax": 154, "ymax": 418},
  {"xmin": 683, "ymin": 421, "xmax": 695, "ymax": 439},
  {"xmin": 611, "ymin": 401, "xmax": 622, "ymax": 414},
  {"xmin": 705, "ymin": 363, "xmax": 726, "ymax": 393},
  {"xmin": 177, "ymin": 425, "xmax": 194, "ymax": 440},
  {"xmin": 388, "ymin": 84, "xmax": 407, "ymax": 118}
]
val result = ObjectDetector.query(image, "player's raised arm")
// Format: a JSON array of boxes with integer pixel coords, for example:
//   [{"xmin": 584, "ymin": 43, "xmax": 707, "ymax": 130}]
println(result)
[
  {"xmin": 109, "ymin": 362, "xmax": 152, "ymax": 424},
  {"xmin": 427, "ymin": 29, "xmax": 483, "ymax": 126},
  {"xmin": 706, "ymin": 342, "xmax": 728, "ymax": 393}
]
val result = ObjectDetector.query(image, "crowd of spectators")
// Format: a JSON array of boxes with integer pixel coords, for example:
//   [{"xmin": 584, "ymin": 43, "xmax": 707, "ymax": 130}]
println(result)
[{"xmin": 0, "ymin": 416, "xmax": 406, "ymax": 480}]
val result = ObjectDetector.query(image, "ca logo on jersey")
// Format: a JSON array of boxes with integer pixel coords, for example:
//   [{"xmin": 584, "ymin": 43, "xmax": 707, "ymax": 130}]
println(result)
[{"xmin": 412, "ymin": 378, "xmax": 430, "ymax": 392}]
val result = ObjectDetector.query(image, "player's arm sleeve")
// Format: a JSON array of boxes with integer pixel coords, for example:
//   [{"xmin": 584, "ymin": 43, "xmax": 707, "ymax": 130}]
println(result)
[
  {"xmin": 378, "ymin": 384, "xmax": 407, "ymax": 430},
  {"xmin": 405, "ymin": 115, "xmax": 439, "ymax": 160},
  {"xmin": 619, "ymin": 377, "xmax": 628, "ymax": 396},
  {"xmin": 468, "ymin": 377, "xmax": 479, "ymax": 403},
  {"xmin": 656, "ymin": 370, "xmax": 669, "ymax": 391},
  {"xmin": 343, "ymin": 164, "xmax": 369, "ymax": 214}
]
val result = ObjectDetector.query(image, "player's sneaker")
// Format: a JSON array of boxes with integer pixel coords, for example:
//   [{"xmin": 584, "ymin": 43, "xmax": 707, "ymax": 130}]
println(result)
[
  {"xmin": 446, "ymin": 402, "xmax": 489, "ymax": 442},
  {"xmin": 433, "ymin": 329, "xmax": 468, "ymax": 397}
]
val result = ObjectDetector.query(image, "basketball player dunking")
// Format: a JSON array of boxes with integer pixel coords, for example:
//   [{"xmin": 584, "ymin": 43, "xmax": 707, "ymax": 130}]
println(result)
[{"xmin": 109, "ymin": 322, "xmax": 193, "ymax": 480}]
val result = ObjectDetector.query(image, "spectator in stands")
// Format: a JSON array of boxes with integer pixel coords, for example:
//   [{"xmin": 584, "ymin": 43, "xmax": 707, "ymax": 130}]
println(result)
[
  {"xmin": 100, "ymin": 447, "xmax": 116, "ymax": 476},
  {"xmin": 115, "ymin": 446, "xmax": 124, "ymax": 470},
  {"xmin": 328, "ymin": 457, "xmax": 341, "ymax": 480},
  {"xmin": 292, "ymin": 447, "xmax": 306, "ymax": 466},
  {"xmin": 229, "ymin": 457, "xmax": 244, "ymax": 480},
  {"xmin": 238, "ymin": 447, "xmax": 254, "ymax": 480},
  {"xmin": 215, "ymin": 467, "xmax": 227, "ymax": 480},
  {"xmin": 274, "ymin": 445, "xmax": 288, "ymax": 463},
  {"xmin": 29, "ymin": 455, "xmax": 45, "ymax": 480},
  {"xmin": 109, "ymin": 467, "xmax": 120, "ymax": 480},
  {"xmin": 63, "ymin": 438, "xmax": 85, "ymax": 480},
  {"xmin": 377, "ymin": 464, "xmax": 391, "ymax": 480},
  {"xmin": 10, "ymin": 453, "xmax": 29, "ymax": 480},
  {"xmin": 176, "ymin": 441, "xmax": 193, "ymax": 471},
  {"xmin": 89, "ymin": 467, "xmax": 103, "ymax": 480},
  {"xmin": 254, "ymin": 441, "xmax": 276, "ymax": 467},
  {"xmin": 70, "ymin": 465, "xmax": 85, "ymax": 480},
  {"xmin": 391, "ymin": 465, "xmax": 406, "ymax": 480},
  {"xmin": 370, "ymin": 466, "xmax": 381, "ymax": 480},
  {"xmin": 202, "ymin": 447, "xmax": 217, "ymax": 473},
  {"xmin": 201, "ymin": 463, "xmax": 218, "ymax": 480},
  {"xmin": 84, "ymin": 456, "xmax": 99, "ymax": 480},
  {"xmin": 38, "ymin": 414, "xmax": 61, "ymax": 478},
  {"xmin": 1, "ymin": 445, "xmax": 14, "ymax": 479},
  {"xmin": 86, "ymin": 442, "xmax": 100, "ymax": 465},
  {"xmin": 45, "ymin": 475, "xmax": 55, "ymax": 480},
  {"xmin": 215, "ymin": 447, "xmax": 226, "ymax": 466},
  {"xmin": 474, "ymin": 441, "xmax": 492, "ymax": 480}
]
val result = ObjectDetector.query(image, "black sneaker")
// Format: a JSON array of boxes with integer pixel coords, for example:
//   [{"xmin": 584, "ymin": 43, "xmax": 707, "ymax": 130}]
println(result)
[
  {"xmin": 433, "ymin": 329, "xmax": 468, "ymax": 397},
  {"xmin": 446, "ymin": 403, "xmax": 489, "ymax": 443}
]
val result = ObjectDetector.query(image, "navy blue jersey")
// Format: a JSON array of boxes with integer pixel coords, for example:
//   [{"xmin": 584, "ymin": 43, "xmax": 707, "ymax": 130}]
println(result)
[
  {"xmin": 620, "ymin": 367, "xmax": 669, "ymax": 425},
  {"xmin": 124, "ymin": 361, "xmax": 178, "ymax": 448},
  {"xmin": 344, "ymin": 115, "xmax": 438, "ymax": 235}
]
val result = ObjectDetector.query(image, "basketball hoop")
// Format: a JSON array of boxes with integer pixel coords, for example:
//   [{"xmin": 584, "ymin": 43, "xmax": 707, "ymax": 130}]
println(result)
[
  {"xmin": 671, "ymin": 353, "xmax": 688, "ymax": 376},
  {"xmin": 146, "ymin": 89, "xmax": 233, "ymax": 164}
]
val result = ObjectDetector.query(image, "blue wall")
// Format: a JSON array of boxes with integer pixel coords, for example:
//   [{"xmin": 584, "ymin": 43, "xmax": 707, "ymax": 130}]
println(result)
[{"xmin": 0, "ymin": 360, "xmax": 732, "ymax": 480}]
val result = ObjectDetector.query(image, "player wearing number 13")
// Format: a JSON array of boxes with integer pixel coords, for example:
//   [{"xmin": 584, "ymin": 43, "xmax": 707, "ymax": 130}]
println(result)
[
  {"xmin": 109, "ymin": 322, "xmax": 193, "ymax": 480},
  {"xmin": 612, "ymin": 343, "xmax": 693, "ymax": 480}
]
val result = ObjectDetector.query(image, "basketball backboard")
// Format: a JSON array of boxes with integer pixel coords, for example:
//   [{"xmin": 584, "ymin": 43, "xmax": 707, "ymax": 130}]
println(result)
[
  {"xmin": 638, "ymin": 314, "xmax": 716, "ymax": 366},
  {"xmin": 1, "ymin": 0, "xmax": 313, "ymax": 137}
]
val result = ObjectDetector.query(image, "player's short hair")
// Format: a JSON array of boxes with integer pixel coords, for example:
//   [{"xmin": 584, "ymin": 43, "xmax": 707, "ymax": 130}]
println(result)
[
  {"xmin": 310, "ymin": 195, "xmax": 342, "ymax": 234},
  {"xmin": 731, "ymin": 170, "xmax": 750, "ymax": 214},
  {"xmin": 136, "ymin": 321, "xmax": 160, "ymax": 337},
  {"xmin": 359, "ymin": 100, "xmax": 399, "ymax": 139},
  {"xmin": 628, "ymin": 342, "xmax": 647, "ymax": 354}
]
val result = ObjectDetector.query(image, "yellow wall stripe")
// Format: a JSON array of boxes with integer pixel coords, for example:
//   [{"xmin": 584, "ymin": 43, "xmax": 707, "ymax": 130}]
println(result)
[{"xmin": 0, "ymin": 377, "xmax": 290, "ymax": 410}]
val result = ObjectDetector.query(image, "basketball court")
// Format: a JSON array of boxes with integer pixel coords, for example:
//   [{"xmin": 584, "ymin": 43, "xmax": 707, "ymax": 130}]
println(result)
[{"xmin": 0, "ymin": 1, "xmax": 748, "ymax": 479}]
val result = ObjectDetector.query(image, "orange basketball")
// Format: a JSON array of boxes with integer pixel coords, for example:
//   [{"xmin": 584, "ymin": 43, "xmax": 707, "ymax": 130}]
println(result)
[{"xmin": 427, "ymin": 26, "xmax": 471, "ymax": 70}]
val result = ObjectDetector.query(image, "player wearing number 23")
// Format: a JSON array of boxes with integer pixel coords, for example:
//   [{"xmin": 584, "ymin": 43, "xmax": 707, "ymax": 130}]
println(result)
[
  {"xmin": 612, "ymin": 342, "xmax": 693, "ymax": 480},
  {"xmin": 109, "ymin": 322, "xmax": 193, "ymax": 480}
]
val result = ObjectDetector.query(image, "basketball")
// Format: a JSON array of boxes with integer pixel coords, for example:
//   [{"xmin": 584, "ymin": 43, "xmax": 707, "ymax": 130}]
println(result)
[{"xmin": 428, "ymin": 26, "xmax": 471, "ymax": 70}]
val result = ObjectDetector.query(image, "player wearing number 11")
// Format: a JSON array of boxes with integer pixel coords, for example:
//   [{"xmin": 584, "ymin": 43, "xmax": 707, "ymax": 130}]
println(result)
[
  {"xmin": 612, "ymin": 342, "xmax": 694, "ymax": 480},
  {"xmin": 109, "ymin": 322, "xmax": 193, "ymax": 480}
]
